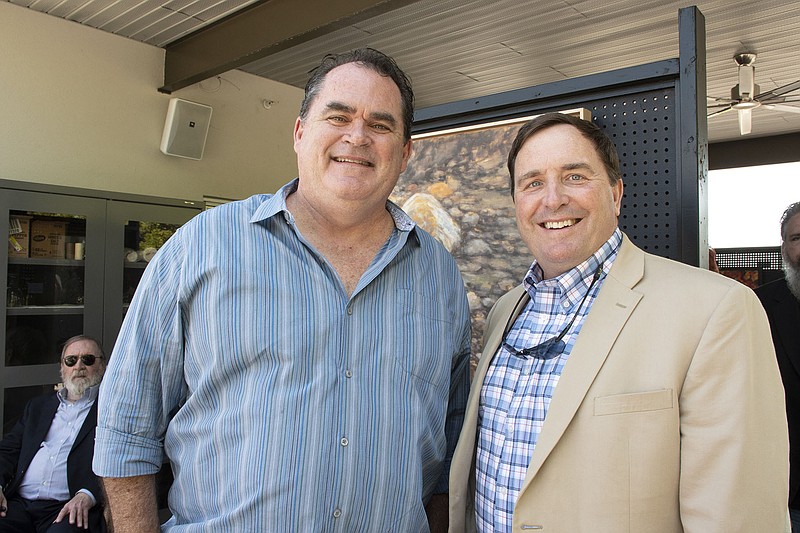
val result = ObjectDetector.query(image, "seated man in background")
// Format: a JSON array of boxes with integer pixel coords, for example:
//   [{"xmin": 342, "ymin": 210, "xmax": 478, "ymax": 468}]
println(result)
[{"xmin": 0, "ymin": 335, "xmax": 107, "ymax": 532}]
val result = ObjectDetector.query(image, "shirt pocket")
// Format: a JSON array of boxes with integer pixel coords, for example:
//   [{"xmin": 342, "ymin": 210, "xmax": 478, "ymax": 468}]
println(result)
[
  {"xmin": 392, "ymin": 289, "xmax": 456, "ymax": 391},
  {"xmin": 593, "ymin": 389, "xmax": 674, "ymax": 416}
]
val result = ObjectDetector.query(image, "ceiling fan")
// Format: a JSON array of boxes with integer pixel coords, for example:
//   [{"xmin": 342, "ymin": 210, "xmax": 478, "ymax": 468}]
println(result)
[{"xmin": 707, "ymin": 53, "xmax": 800, "ymax": 135}]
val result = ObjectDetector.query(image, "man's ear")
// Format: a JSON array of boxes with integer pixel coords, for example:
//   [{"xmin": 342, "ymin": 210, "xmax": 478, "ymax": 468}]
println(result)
[
  {"xmin": 292, "ymin": 117, "xmax": 304, "ymax": 152},
  {"xmin": 612, "ymin": 178, "xmax": 624, "ymax": 216}
]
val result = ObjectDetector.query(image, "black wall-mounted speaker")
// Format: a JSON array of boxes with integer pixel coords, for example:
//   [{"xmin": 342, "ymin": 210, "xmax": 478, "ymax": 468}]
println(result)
[{"xmin": 160, "ymin": 98, "xmax": 213, "ymax": 160}]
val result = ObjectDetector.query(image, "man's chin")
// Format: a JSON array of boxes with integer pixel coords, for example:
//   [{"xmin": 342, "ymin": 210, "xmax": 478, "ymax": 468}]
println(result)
[{"xmin": 63, "ymin": 376, "xmax": 101, "ymax": 398}]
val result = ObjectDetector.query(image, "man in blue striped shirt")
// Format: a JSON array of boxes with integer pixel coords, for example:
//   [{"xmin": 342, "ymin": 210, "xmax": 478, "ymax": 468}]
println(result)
[{"xmin": 93, "ymin": 48, "xmax": 471, "ymax": 532}]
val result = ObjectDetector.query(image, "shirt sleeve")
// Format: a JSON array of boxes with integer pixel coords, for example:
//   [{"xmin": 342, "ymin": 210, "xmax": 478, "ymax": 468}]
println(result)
[
  {"xmin": 93, "ymin": 231, "xmax": 189, "ymax": 478},
  {"xmin": 678, "ymin": 282, "xmax": 789, "ymax": 532},
  {"xmin": 77, "ymin": 488, "xmax": 97, "ymax": 506}
]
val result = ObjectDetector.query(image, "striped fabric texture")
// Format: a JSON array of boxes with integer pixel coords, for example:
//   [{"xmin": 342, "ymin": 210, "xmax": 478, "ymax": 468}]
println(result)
[{"xmin": 93, "ymin": 180, "xmax": 472, "ymax": 532}]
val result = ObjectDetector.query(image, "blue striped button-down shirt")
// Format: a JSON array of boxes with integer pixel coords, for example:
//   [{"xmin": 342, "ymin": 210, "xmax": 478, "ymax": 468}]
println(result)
[
  {"xmin": 475, "ymin": 229, "xmax": 621, "ymax": 533},
  {"xmin": 93, "ymin": 179, "xmax": 472, "ymax": 532}
]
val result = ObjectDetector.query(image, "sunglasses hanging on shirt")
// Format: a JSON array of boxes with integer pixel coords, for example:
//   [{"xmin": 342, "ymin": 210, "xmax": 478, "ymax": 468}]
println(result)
[{"xmin": 502, "ymin": 265, "xmax": 603, "ymax": 360}]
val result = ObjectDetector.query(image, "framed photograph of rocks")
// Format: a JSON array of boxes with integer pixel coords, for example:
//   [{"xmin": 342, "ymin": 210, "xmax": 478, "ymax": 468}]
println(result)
[{"xmin": 391, "ymin": 108, "xmax": 591, "ymax": 369}]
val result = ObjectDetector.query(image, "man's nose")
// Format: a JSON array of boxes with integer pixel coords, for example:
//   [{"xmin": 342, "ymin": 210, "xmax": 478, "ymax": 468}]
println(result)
[
  {"xmin": 541, "ymin": 179, "xmax": 569, "ymax": 209},
  {"xmin": 344, "ymin": 120, "xmax": 371, "ymax": 145}
]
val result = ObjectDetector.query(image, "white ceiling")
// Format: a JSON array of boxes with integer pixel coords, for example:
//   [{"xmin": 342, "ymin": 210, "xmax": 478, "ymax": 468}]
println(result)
[{"xmin": 7, "ymin": 0, "xmax": 800, "ymax": 143}]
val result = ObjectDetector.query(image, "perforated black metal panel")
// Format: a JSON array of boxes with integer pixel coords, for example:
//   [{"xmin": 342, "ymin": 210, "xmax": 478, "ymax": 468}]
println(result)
[
  {"xmin": 715, "ymin": 247, "xmax": 782, "ymax": 270},
  {"xmin": 589, "ymin": 90, "xmax": 679, "ymax": 259}
]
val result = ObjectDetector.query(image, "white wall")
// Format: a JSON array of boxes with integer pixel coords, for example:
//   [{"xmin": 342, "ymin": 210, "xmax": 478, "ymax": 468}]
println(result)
[{"xmin": 0, "ymin": 2, "xmax": 303, "ymax": 202}]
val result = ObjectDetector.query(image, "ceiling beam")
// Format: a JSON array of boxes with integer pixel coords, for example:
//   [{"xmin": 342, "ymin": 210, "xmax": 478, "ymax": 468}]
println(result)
[{"xmin": 159, "ymin": 0, "xmax": 421, "ymax": 93}]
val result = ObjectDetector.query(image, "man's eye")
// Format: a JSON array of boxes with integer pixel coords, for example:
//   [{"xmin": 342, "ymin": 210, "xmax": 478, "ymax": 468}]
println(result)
[
  {"xmin": 567, "ymin": 174, "xmax": 584, "ymax": 181},
  {"xmin": 372, "ymin": 124, "xmax": 391, "ymax": 131},
  {"xmin": 328, "ymin": 116, "xmax": 348, "ymax": 123}
]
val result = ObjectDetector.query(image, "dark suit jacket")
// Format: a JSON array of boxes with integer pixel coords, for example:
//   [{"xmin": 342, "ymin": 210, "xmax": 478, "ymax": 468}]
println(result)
[
  {"xmin": 757, "ymin": 278, "xmax": 800, "ymax": 508},
  {"xmin": 0, "ymin": 391, "xmax": 105, "ymax": 531}
]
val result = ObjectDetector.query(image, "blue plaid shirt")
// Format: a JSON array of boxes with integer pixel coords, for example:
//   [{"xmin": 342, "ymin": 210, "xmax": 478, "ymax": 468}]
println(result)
[{"xmin": 475, "ymin": 229, "xmax": 622, "ymax": 533}]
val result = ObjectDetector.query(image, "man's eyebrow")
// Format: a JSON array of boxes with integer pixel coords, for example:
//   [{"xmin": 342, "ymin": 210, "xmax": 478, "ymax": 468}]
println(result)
[
  {"xmin": 324, "ymin": 101, "xmax": 356, "ymax": 114},
  {"xmin": 516, "ymin": 169, "xmax": 542, "ymax": 185},
  {"xmin": 324, "ymin": 101, "xmax": 398, "ymax": 127},
  {"xmin": 562, "ymin": 162, "xmax": 593, "ymax": 171},
  {"xmin": 368, "ymin": 111, "xmax": 398, "ymax": 127}
]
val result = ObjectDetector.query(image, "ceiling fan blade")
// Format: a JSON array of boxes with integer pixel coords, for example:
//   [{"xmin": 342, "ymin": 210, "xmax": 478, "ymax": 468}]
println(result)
[
  {"xmin": 707, "ymin": 96, "xmax": 736, "ymax": 104},
  {"xmin": 708, "ymin": 106, "xmax": 734, "ymax": 118},
  {"xmin": 738, "ymin": 108, "xmax": 752, "ymax": 135},
  {"xmin": 755, "ymin": 79, "xmax": 800, "ymax": 101},
  {"xmin": 763, "ymin": 103, "xmax": 800, "ymax": 115}
]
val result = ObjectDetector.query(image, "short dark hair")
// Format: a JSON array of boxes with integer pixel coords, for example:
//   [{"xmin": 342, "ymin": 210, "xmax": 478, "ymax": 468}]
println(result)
[
  {"xmin": 299, "ymin": 48, "xmax": 414, "ymax": 142},
  {"xmin": 506, "ymin": 113, "xmax": 622, "ymax": 197},
  {"xmin": 61, "ymin": 334, "xmax": 105, "ymax": 359},
  {"xmin": 781, "ymin": 202, "xmax": 800, "ymax": 241}
]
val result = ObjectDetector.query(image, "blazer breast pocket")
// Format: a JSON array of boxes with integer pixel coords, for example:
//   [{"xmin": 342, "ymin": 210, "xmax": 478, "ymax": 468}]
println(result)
[{"xmin": 593, "ymin": 389, "xmax": 674, "ymax": 416}]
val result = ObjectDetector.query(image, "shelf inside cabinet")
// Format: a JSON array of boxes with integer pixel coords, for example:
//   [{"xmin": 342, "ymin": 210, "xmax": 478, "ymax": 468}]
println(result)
[
  {"xmin": 9, "ymin": 257, "xmax": 87, "ymax": 267},
  {"xmin": 6, "ymin": 305, "xmax": 85, "ymax": 315}
]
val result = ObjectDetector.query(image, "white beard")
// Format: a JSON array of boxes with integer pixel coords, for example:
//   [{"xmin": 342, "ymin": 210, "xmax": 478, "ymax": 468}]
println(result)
[
  {"xmin": 783, "ymin": 258, "xmax": 800, "ymax": 301},
  {"xmin": 62, "ymin": 372, "xmax": 102, "ymax": 399}
]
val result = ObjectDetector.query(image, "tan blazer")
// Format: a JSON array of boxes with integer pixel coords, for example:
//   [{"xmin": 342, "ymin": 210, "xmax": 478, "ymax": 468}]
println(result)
[{"xmin": 450, "ymin": 236, "xmax": 789, "ymax": 532}]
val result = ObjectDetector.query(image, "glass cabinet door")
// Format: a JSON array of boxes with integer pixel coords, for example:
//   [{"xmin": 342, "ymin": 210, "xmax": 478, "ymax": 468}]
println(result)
[
  {"xmin": 103, "ymin": 201, "xmax": 200, "ymax": 350},
  {"xmin": 2, "ymin": 190, "xmax": 106, "ymax": 433}
]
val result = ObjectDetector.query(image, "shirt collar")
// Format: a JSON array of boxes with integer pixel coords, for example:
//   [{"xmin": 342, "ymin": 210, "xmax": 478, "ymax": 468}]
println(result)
[
  {"xmin": 523, "ymin": 228, "xmax": 623, "ymax": 305},
  {"xmin": 249, "ymin": 178, "xmax": 420, "ymax": 244}
]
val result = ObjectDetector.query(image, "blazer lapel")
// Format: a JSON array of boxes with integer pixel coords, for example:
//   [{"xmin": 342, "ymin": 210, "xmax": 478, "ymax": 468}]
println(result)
[
  {"xmin": 73, "ymin": 400, "xmax": 98, "ymax": 450},
  {"xmin": 520, "ymin": 237, "xmax": 644, "ymax": 488},
  {"xmin": 17, "ymin": 395, "xmax": 59, "ymax": 471}
]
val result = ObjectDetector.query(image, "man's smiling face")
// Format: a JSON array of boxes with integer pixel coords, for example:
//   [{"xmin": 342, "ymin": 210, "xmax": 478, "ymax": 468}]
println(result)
[
  {"xmin": 513, "ymin": 123, "xmax": 623, "ymax": 279},
  {"xmin": 292, "ymin": 62, "xmax": 412, "ymax": 211}
]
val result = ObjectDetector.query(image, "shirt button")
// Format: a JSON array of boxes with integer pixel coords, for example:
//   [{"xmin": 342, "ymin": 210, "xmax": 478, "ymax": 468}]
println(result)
[
  {"xmin": 345, "ymin": 369, "xmax": 353, "ymax": 378},
  {"xmin": 333, "ymin": 508, "xmax": 342, "ymax": 518},
  {"xmin": 340, "ymin": 437, "xmax": 349, "ymax": 447},
  {"xmin": 346, "ymin": 306, "xmax": 353, "ymax": 315},
  {"xmin": 562, "ymin": 300, "xmax": 570, "ymax": 308}
]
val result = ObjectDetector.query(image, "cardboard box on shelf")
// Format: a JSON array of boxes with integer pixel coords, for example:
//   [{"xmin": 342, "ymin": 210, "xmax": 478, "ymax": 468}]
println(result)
[
  {"xmin": 30, "ymin": 219, "xmax": 67, "ymax": 259},
  {"xmin": 8, "ymin": 215, "xmax": 32, "ymax": 258}
]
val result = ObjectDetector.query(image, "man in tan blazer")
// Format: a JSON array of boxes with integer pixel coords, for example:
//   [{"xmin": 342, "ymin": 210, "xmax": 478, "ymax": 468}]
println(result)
[{"xmin": 449, "ymin": 112, "xmax": 789, "ymax": 532}]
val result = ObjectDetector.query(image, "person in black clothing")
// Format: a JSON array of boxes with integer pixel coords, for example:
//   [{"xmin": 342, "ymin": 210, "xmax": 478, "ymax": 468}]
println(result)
[{"xmin": 757, "ymin": 201, "xmax": 800, "ymax": 532}]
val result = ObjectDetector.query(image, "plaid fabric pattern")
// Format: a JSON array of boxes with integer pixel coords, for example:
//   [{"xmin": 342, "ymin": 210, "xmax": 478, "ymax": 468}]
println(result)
[{"xmin": 475, "ymin": 229, "xmax": 622, "ymax": 533}]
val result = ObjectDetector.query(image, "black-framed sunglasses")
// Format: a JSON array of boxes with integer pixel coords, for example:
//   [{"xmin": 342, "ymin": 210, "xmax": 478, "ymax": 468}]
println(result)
[
  {"xmin": 502, "ymin": 265, "xmax": 603, "ymax": 361},
  {"xmin": 62, "ymin": 354, "xmax": 103, "ymax": 367}
]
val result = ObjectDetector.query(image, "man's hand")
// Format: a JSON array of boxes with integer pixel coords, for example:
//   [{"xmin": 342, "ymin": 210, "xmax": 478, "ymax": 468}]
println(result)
[
  {"xmin": 0, "ymin": 487, "xmax": 7, "ymax": 518},
  {"xmin": 54, "ymin": 492, "xmax": 94, "ymax": 529}
]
